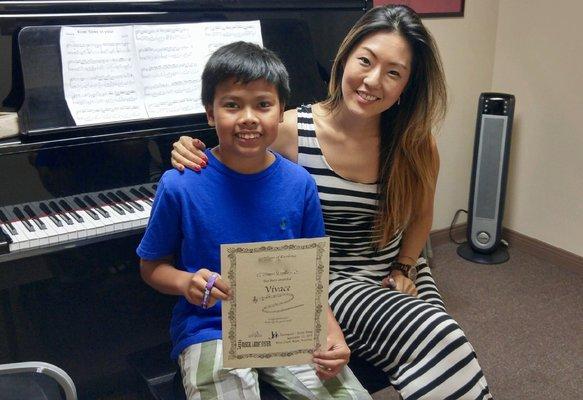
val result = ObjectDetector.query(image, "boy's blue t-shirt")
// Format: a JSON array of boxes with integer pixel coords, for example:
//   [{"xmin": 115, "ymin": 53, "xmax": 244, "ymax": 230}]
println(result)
[{"xmin": 136, "ymin": 149, "xmax": 325, "ymax": 359}]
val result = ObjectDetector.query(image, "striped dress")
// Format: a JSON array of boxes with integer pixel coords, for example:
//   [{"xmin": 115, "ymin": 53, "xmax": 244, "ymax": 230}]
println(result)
[{"xmin": 297, "ymin": 104, "xmax": 493, "ymax": 400}]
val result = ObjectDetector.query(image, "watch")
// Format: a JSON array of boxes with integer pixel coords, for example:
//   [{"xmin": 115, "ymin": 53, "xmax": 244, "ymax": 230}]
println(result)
[{"xmin": 390, "ymin": 261, "xmax": 418, "ymax": 282}]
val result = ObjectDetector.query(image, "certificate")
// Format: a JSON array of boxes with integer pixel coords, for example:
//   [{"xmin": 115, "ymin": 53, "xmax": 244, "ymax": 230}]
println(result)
[{"xmin": 221, "ymin": 237, "xmax": 329, "ymax": 368}]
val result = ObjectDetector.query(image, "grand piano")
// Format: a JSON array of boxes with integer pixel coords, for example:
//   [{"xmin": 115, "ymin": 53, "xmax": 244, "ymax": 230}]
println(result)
[{"xmin": 0, "ymin": 1, "xmax": 372, "ymax": 397}]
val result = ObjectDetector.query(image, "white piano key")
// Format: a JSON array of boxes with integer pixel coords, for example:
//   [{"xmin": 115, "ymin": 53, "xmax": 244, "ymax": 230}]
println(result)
[
  {"xmin": 29, "ymin": 202, "xmax": 68, "ymax": 245},
  {"xmin": 91, "ymin": 192, "xmax": 133, "ymax": 232},
  {"xmin": 126, "ymin": 203, "xmax": 148, "ymax": 229},
  {"xmin": 121, "ymin": 188, "xmax": 150, "ymax": 230},
  {"xmin": 26, "ymin": 202, "xmax": 62, "ymax": 246},
  {"xmin": 0, "ymin": 183, "xmax": 157, "ymax": 258},
  {"xmin": 1, "ymin": 207, "xmax": 35, "ymax": 250},
  {"xmin": 61, "ymin": 196, "xmax": 99, "ymax": 240},
  {"xmin": 106, "ymin": 190, "xmax": 143, "ymax": 229},
  {"xmin": 0, "ymin": 208, "xmax": 24, "ymax": 252},
  {"xmin": 20, "ymin": 206, "xmax": 51, "ymax": 248},
  {"xmin": 0, "ymin": 223, "xmax": 22, "ymax": 251},
  {"xmin": 81, "ymin": 194, "xmax": 116, "ymax": 235},
  {"xmin": 61, "ymin": 196, "xmax": 99, "ymax": 239},
  {"xmin": 7, "ymin": 207, "xmax": 39, "ymax": 249}
]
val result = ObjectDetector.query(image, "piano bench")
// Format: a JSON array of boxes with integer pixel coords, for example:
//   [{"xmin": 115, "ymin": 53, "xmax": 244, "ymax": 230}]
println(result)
[
  {"xmin": 127, "ymin": 343, "xmax": 285, "ymax": 400},
  {"xmin": 128, "ymin": 344, "xmax": 393, "ymax": 399}
]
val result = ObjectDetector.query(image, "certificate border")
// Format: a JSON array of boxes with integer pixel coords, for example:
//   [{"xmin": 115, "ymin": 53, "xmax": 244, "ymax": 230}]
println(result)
[{"xmin": 224, "ymin": 241, "xmax": 327, "ymax": 361}]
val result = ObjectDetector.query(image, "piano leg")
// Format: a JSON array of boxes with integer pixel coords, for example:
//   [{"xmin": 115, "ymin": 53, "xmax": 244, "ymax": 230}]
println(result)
[{"xmin": 0, "ymin": 289, "xmax": 19, "ymax": 361}]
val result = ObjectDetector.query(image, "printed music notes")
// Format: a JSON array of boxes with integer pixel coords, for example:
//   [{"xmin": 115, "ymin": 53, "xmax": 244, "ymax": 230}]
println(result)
[
  {"xmin": 61, "ymin": 21, "xmax": 263, "ymax": 126},
  {"xmin": 61, "ymin": 26, "xmax": 147, "ymax": 125}
]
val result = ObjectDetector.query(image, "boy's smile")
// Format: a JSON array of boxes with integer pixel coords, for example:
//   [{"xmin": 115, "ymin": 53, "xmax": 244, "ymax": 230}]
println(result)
[{"xmin": 205, "ymin": 77, "xmax": 284, "ymax": 174}]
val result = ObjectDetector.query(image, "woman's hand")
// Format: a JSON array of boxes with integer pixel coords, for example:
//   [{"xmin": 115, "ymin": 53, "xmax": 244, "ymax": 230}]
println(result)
[
  {"xmin": 381, "ymin": 271, "xmax": 418, "ymax": 297},
  {"xmin": 181, "ymin": 268, "xmax": 230, "ymax": 308},
  {"xmin": 312, "ymin": 310, "xmax": 351, "ymax": 380},
  {"xmin": 171, "ymin": 136, "xmax": 208, "ymax": 172},
  {"xmin": 312, "ymin": 340, "xmax": 351, "ymax": 380}
]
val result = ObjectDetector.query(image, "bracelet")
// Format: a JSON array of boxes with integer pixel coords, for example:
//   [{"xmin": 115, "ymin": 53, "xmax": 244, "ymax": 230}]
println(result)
[{"xmin": 201, "ymin": 273, "xmax": 219, "ymax": 309}]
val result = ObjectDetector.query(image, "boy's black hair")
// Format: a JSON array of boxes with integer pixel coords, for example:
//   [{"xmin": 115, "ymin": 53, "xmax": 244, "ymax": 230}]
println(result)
[{"xmin": 201, "ymin": 41, "xmax": 290, "ymax": 107}]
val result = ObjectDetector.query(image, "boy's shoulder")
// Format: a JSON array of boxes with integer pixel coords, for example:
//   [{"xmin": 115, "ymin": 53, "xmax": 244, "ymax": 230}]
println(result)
[
  {"xmin": 158, "ymin": 167, "xmax": 210, "ymax": 193},
  {"xmin": 274, "ymin": 152, "xmax": 312, "ymax": 180},
  {"xmin": 274, "ymin": 153, "xmax": 317, "ymax": 190}
]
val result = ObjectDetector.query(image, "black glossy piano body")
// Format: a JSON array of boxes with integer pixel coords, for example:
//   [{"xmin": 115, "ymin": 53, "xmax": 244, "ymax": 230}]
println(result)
[{"xmin": 0, "ymin": 1, "xmax": 372, "ymax": 397}]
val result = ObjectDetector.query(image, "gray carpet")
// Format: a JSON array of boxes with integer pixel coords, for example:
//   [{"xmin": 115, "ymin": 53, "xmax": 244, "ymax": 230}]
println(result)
[{"xmin": 372, "ymin": 241, "xmax": 583, "ymax": 400}]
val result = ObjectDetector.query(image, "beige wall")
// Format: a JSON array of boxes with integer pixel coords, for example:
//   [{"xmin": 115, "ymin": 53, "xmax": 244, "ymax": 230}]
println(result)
[
  {"xmin": 492, "ymin": 0, "xmax": 583, "ymax": 255},
  {"xmin": 426, "ymin": 0, "xmax": 582, "ymax": 256},
  {"xmin": 422, "ymin": 1, "xmax": 500, "ymax": 234}
]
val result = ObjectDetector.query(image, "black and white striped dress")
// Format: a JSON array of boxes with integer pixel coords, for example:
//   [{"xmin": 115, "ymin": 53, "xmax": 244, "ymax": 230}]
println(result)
[{"xmin": 297, "ymin": 104, "xmax": 493, "ymax": 400}]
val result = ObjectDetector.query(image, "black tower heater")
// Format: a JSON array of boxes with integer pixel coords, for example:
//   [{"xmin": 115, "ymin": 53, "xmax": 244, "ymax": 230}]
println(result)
[{"xmin": 457, "ymin": 92, "xmax": 515, "ymax": 264}]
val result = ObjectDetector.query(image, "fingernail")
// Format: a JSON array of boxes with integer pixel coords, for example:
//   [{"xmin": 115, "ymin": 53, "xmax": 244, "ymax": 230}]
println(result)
[
  {"xmin": 194, "ymin": 166, "xmax": 201, "ymax": 172},
  {"xmin": 200, "ymin": 160, "xmax": 207, "ymax": 168}
]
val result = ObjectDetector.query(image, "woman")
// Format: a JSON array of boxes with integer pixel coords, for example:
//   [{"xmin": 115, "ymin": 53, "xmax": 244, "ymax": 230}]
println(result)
[{"xmin": 171, "ymin": 5, "xmax": 493, "ymax": 399}]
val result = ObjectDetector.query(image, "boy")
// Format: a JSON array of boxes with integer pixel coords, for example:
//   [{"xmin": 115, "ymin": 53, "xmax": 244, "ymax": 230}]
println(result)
[{"xmin": 137, "ymin": 42, "xmax": 370, "ymax": 399}]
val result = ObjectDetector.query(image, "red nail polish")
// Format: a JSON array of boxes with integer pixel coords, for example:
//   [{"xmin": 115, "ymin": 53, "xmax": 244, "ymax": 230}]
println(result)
[
  {"xmin": 200, "ymin": 160, "xmax": 207, "ymax": 168},
  {"xmin": 194, "ymin": 165, "xmax": 201, "ymax": 172}
]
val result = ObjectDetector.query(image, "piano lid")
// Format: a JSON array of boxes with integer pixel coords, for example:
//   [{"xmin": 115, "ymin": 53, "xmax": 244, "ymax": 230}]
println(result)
[{"xmin": 1, "ymin": 0, "xmax": 371, "ymax": 140}]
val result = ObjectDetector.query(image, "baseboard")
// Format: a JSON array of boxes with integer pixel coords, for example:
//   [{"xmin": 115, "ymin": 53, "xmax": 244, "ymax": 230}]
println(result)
[
  {"xmin": 502, "ymin": 228, "xmax": 583, "ymax": 269},
  {"xmin": 430, "ymin": 224, "xmax": 466, "ymax": 247},
  {"xmin": 430, "ymin": 224, "xmax": 583, "ymax": 269}
]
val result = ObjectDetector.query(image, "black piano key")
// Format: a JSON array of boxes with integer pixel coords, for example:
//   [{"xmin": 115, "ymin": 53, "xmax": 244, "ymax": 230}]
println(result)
[
  {"xmin": 13, "ymin": 207, "xmax": 35, "ymax": 232},
  {"xmin": 0, "ymin": 209, "xmax": 17, "ymax": 235},
  {"xmin": 48, "ymin": 201, "xmax": 74, "ymax": 225},
  {"xmin": 116, "ymin": 190, "xmax": 144, "ymax": 211},
  {"xmin": 0, "ymin": 225, "xmax": 12, "ymax": 254},
  {"xmin": 74, "ymin": 197, "xmax": 100, "ymax": 220},
  {"xmin": 130, "ymin": 188, "xmax": 153, "ymax": 205},
  {"xmin": 23, "ymin": 204, "xmax": 39, "ymax": 218},
  {"xmin": 106, "ymin": 192, "xmax": 134, "ymax": 213},
  {"xmin": 59, "ymin": 199, "xmax": 84, "ymax": 223},
  {"xmin": 138, "ymin": 186, "xmax": 154, "ymax": 198},
  {"xmin": 1, "ymin": 225, "xmax": 13, "ymax": 243},
  {"xmin": 151, "ymin": 183, "xmax": 158, "ymax": 191},
  {"xmin": 98, "ymin": 193, "xmax": 125, "ymax": 215},
  {"xmin": 23, "ymin": 205, "xmax": 47, "ymax": 230},
  {"xmin": 39, "ymin": 202, "xmax": 64, "ymax": 227},
  {"xmin": 83, "ymin": 195, "xmax": 110, "ymax": 218}
]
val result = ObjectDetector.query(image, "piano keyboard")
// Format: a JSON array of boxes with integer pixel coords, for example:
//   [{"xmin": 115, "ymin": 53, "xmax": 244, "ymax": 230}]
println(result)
[{"xmin": 0, "ymin": 183, "xmax": 158, "ymax": 259}]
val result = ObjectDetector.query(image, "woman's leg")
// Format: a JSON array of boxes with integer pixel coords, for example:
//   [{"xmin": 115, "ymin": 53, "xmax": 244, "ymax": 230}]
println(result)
[
  {"xmin": 415, "ymin": 264, "xmax": 446, "ymax": 311},
  {"xmin": 329, "ymin": 276, "xmax": 493, "ymax": 400},
  {"xmin": 259, "ymin": 364, "xmax": 372, "ymax": 400},
  {"xmin": 178, "ymin": 340, "xmax": 261, "ymax": 400}
]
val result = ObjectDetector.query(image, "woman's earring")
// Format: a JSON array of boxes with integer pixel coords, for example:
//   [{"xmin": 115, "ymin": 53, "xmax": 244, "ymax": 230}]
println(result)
[{"xmin": 397, "ymin": 97, "xmax": 401, "ymax": 106}]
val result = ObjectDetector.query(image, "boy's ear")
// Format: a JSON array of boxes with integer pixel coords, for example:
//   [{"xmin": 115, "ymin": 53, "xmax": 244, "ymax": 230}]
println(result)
[{"xmin": 205, "ymin": 104, "xmax": 216, "ymax": 127}]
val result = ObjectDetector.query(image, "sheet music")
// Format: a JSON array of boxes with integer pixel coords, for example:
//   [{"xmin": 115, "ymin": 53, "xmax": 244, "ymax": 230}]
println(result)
[
  {"xmin": 61, "ymin": 26, "xmax": 148, "ymax": 125},
  {"xmin": 61, "ymin": 21, "xmax": 263, "ymax": 126},
  {"xmin": 134, "ymin": 24, "xmax": 202, "ymax": 118},
  {"xmin": 198, "ymin": 20, "xmax": 263, "ymax": 61},
  {"xmin": 135, "ymin": 21, "xmax": 262, "ymax": 118}
]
